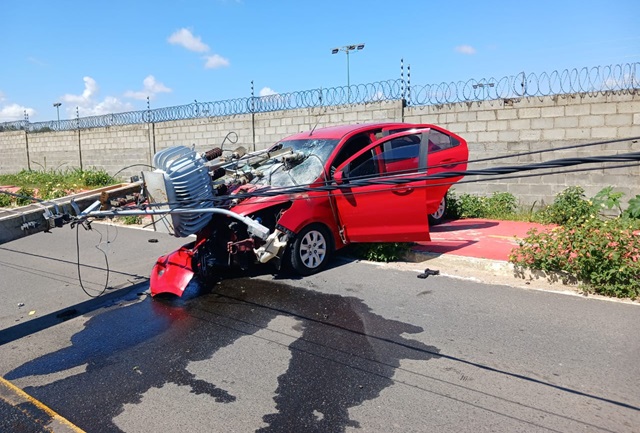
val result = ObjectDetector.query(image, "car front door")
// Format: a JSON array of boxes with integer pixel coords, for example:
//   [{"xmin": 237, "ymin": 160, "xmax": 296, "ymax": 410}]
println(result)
[{"xmin": 331, "ymin": 129, "xmax": 432, "ymax": 243}]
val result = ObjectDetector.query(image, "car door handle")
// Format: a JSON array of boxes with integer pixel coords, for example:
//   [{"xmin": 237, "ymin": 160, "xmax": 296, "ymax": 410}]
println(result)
[
  {"xmin": 440, "ymin": 158, "xmax": 457, "ymax": 169},
  {"xmin": 393, "ymin": 186, "xmax": 414, "ymax": 195}
]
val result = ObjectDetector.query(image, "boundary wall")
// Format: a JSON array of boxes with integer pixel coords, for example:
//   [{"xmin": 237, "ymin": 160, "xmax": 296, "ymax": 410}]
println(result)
[{"xmin": 1, "ymin": 94, "xmax": 638, "ymax": 207}]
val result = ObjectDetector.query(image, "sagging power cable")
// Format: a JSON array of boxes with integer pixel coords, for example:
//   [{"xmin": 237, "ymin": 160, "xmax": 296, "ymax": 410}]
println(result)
[
  {"xmin": 138, "ymin": 148, "xmax": 640, "ymax": 209},
  {"xmin": 74, "ymin": 221, "xmax": 111, "ymax": 298}
]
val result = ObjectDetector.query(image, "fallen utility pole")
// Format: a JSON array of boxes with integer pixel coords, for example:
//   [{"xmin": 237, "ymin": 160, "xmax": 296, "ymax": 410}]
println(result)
[{"xmin": 0, "ymin": 182, "xmax": 142, "ymax": 245}]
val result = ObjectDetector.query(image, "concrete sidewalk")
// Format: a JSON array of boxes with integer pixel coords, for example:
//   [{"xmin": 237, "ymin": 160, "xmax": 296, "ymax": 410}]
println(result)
[{"xmin": 402, "ymin": 218, "xmax": 581, "ymax": 295}]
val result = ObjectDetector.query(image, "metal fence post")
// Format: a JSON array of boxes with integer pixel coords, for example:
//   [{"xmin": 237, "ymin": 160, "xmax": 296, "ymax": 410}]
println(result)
[
  {"xmin": 76, "ymin": 107, "xmax": 83, "ymax": 170},
  {"xmin": 251, "ymin": 81, "xmax": 256, "ymax": 152}
]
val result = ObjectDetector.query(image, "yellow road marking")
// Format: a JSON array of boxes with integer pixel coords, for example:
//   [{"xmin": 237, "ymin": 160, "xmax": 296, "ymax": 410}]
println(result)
[{"xmin": 0, "ymin": 376, "xmax": 85, "ymax": 432}]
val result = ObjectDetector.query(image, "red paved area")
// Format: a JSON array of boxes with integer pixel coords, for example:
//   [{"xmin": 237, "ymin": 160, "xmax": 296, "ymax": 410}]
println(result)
[{"xmin": 414, "ymin": 219, "xmax": 552, "ymax": 261}]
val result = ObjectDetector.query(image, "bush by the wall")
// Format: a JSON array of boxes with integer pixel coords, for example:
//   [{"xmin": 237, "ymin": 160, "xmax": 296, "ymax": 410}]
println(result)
[
  {"xmin": 447, "ymin": 191, "xmax": 517, "ymax": 220},
  {"xmin": 511, "ymin": 187, "xmax": 640, "ymax": 299}
]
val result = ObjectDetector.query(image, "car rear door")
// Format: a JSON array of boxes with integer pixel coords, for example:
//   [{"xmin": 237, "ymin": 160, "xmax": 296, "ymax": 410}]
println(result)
[
  {"xmin": 423, "ymin": 127, "xmax": 469, "ymax": 213},
  {"xmin": 331, "ymin": 129, "xmax": 432, "ymax": 243}
]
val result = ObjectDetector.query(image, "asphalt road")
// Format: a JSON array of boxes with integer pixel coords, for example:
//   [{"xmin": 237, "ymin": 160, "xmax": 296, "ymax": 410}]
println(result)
[{"xmin": 0, "ymin": 225, "xmax": 638, "ymax": 432}]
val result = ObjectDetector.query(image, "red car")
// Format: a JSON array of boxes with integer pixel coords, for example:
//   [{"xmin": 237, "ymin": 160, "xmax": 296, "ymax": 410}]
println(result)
[{"xmin": 148, "ymin": 122, "xmax": 468, "ymax": 296}]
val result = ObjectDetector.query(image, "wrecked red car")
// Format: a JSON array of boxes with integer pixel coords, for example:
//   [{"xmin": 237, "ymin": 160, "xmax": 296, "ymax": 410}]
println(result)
[{"xmin": 147, "ymin": 123, "xmax": 468, "ymax": 296}]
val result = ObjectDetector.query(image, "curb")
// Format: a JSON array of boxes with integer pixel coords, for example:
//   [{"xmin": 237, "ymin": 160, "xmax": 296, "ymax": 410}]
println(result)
[
  {"xmin": 0, "ymin": 376, "xmax": 85, "ymax": 432},
  {"xmin": 403, "ymin": 249, "xmax": 639, "ymax": 305}
]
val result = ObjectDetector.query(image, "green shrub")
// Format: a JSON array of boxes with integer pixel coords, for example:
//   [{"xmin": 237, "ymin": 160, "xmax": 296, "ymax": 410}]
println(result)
[
  {"xmin": 623, "ymin": 195, "xmax": 640, "ymax": 219},
  {"xmin": 510, "ymin": 217, "xmax": 640, "ymax": 299},
  {"xmin": 73, "ymin": 168, "xmax": 116, "ymax": 187},
  {"xmin": 534, "ymin": 186, "xmax": 595, "ymax": 226},
  {"xmin": 447, "ymin": 191, "xmax": 517, "ymax": 219},
  {"xmin": 353, "ymin": 242, "xmax": 411, "ymax": 262},
  {"xmin": 16, "ymin": 187, "xmax": 36, "ymax": 206},
  {"xmin": 0, "ymin": 193, "xmax": 13, "ymax": 208}
]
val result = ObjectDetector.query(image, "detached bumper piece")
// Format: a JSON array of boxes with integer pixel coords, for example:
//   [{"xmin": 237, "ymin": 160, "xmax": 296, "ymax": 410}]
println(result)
[{"xmin": 150, "ymin": 246, "xmax": 196, "ymax": 297}]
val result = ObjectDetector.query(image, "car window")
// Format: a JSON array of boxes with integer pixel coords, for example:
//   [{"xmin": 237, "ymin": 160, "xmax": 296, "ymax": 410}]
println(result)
[
  {"xmin": 428, "ymin": 130, "xmax": 459, "ymax": 152},
  {"xmin": 347, "ymin": 133, "xmax": 423, "ymax": 179},
  {"xmin": 331, "ymin": 133, "xmax": 372, "ymax": 169}
]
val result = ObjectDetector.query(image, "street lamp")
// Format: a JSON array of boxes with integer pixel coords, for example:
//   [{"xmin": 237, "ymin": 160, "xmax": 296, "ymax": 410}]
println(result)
[
  {"xmin": 472, "ymin": 83, "xmax": 495, "ymax": 101},
  {"xmin": 331, "ymin": 43, "xmax": 365, "ymax": 101},
  {"xmin": 53, "ymin": 102, "xmax": 61, "ymax": 130}
]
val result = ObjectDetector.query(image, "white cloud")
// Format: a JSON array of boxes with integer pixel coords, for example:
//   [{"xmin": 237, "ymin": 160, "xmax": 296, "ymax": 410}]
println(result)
[
  {"xmin": 455, "ymin": 45, "xmax": 477, "ymax": 55},
  {"xmin": 60, "ymin": 76, "xmax": 133, "ymax": 117},
  {"xmin": 89, "ymin": 96, "xmax": 133, "ymax": 116},
  {"xmin": 168, "ymin": 28, "xmax": 210, "ymax": 53},
  {"xmin": 61, "ymin": 76, "xmax": 99, "ymax": 106},
  {"xmin": 204, "ymin": 54, "xmax": 230, "ymax": 69},
  {"xmin": 168, "ymin": 28, "xmax": 229, "ymax": 69},
  {"xmin": 0, "ymin": 103, "xmax": 36, "ymax": 122},
  {"xmin": 124, "ymin": 75, "xmax": 172, "ymax": 100},
  {"xmin": 259, "ymin": 87, "xmax": 278, "ymax": 97},
  {"xmin": 0, "ymin": 91, "xmax": 36, "ymax": 121}
]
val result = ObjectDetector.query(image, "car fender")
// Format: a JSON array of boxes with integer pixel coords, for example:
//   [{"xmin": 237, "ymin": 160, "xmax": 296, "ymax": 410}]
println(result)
[
  {"xmin": 150, "ymin": 244, "xmax": 196, "ymax": 297},
  {"xmin": 275, "ymin": 193, "xmax": 342, "ymax": 248}
]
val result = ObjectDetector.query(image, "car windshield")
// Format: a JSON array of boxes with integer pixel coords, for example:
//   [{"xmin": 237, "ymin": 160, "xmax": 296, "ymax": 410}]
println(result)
[{"xmin": 252, "ymin": 138, "xmax": 339, "ymax": 188}]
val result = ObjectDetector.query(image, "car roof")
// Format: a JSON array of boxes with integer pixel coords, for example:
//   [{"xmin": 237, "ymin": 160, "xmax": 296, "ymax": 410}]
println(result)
[{"xmin": 281, "ymin": 122, "xmax": 424, "ymax": 141}]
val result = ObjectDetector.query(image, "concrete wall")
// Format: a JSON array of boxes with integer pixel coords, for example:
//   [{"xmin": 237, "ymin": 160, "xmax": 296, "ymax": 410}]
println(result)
[
  {"xmin": 27, "ymin": 130, "xmax": 81, "ymax": 171},
  {"xmin": 0, "ymin": 93, "xmax": 638, "ymax": 207},
  {"xmin": 404, "ymin": 92, "xmax": 640, "ymax": 205},
  {"xmin": 0, "ymin": 131, "xmax": 29, "ymax": 173}
]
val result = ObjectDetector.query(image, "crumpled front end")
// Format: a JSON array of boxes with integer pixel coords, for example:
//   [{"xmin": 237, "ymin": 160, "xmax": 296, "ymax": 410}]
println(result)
[{"xmin": 150, "ymin": 244, "xmax": 197, "ymax": 297}]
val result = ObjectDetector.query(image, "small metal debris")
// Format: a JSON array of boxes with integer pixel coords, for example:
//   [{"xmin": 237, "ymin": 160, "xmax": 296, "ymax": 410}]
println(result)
[
  {"xmin": 148, "ymin": 238, "xmax": 159, "ymax": 243},
  {"xmin": 28, "ymin": 310, "xmax": 36, "ymax": 316},
  {"xmin": 17, "ymin": 303, "xmax": 24, "ymax": 308},
  {"xmin": 417, "ymin": 268, "xmax": 440, "ymax": 279}
]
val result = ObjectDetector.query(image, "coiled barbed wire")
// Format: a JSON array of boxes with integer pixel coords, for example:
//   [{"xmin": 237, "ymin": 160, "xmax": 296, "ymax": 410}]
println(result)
[
  {"xmin": 1, "ymin": 63, "xmax": 637, "ymax": 134},
  {"xmin": 409, "ymin": 63, "xmax": 639, "ymax": 105}
]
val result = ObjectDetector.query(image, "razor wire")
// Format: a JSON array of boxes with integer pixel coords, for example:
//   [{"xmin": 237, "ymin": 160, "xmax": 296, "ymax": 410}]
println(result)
[
  {"xmin": 1, "ymin": 63, "xmax": 638, "ymax": 133},
  {"xmin": 409, "ymin": 63, "xmax": 640, "ymax": 105}
]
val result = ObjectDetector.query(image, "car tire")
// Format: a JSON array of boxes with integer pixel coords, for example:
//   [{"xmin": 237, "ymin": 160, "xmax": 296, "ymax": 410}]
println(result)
[
  {"xmin": 428, "ymin": 196, "xmax": 447, "ymax": 225},
  {"xmin": 288, "ymin": 224, "xmax": 332, "ymax": 276}
]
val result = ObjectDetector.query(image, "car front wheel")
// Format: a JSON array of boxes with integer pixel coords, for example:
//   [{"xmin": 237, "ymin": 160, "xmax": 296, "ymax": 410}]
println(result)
[
  {"xmin": 428, "ymin": 196, "xmax": 447, "ymax": 225},
  {"xmin": 289, "ymin": 224, "xmax": 332, "ymax": 276}
]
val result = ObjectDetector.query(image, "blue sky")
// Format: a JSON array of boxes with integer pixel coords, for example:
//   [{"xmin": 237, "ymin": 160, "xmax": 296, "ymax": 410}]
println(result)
[{"xmin": 1, "ymin": 0, "xmax": 639, "ymax": 122}]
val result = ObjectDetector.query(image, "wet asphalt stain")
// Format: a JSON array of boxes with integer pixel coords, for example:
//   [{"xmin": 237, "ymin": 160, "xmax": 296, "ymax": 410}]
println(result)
[{"xmin": 6, "ymin": 278, "xmax": 440, "ymax": 433}]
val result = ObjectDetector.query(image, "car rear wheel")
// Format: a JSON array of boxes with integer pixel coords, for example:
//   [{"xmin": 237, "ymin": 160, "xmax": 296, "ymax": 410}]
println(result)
[
  {"xmin": 289, "ymin": 224, "xmax": 332, "ymax": 276},
  {"xmin": 428, "ymin": 196, "xmax": 447, "ymax": 225}
]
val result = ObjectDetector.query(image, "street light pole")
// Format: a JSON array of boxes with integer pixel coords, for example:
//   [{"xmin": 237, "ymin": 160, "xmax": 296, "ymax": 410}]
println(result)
[
  {"xmin": 472, "ymin": 83, "xmax": 495, "ymax": 101},
  {"xmin": 53, "ymin": 102, "xmax": 61, "ymax": 130},
  {"xmin": 331, "ymin": 43, "xmax": 365, "ymax": 102}
]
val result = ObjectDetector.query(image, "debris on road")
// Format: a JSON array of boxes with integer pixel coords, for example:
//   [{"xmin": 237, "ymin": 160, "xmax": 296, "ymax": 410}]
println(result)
[{"xmin": 417, "ymin": 268, "xmax": 440, "ymax": 279}]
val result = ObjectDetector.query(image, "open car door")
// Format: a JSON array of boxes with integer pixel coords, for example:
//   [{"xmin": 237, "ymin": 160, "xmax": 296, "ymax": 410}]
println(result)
[{"xmin": 331, "ymin": 129, "xmax": 433, "ymax": 243}]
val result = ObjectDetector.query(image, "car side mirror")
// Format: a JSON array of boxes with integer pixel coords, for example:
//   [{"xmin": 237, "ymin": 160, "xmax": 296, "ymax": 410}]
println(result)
[{"xmin": 333, "ymin": 165, "xmax": 350, "ymax": 184}]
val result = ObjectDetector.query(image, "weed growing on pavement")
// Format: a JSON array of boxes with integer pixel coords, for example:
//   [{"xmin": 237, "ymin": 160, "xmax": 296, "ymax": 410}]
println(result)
[
  {"xmin": 119, "ymin": 215, "xmax": 143, "ymax": 225},
  {"xmin": 353, "ymin": 242, "xmax": 412, "ymax": 263}
]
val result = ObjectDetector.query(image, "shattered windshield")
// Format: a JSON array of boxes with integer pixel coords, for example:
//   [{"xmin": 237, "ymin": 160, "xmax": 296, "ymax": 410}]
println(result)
[{"xmin": 252, "ymin": 138, "xmax": 339, "ymax": 188}]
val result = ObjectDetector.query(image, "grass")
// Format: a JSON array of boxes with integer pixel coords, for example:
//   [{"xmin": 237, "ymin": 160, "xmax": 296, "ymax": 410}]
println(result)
[{"xmin": 0, "ymin": 168, "xmax": 118, "ymax": 206}]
